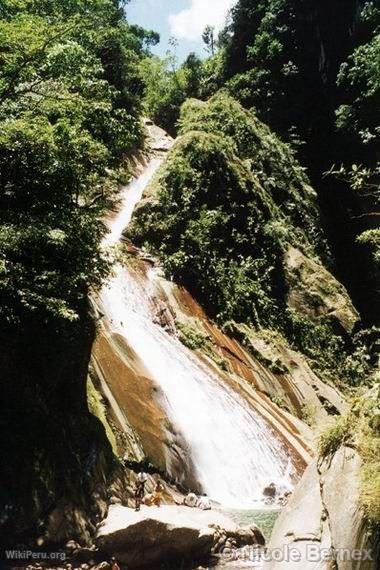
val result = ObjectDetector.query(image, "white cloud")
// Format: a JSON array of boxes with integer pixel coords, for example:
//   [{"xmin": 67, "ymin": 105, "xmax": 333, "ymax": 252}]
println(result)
[{"xmin": 169, "ymin": 0, "xmax": 236, "ymax": 42}]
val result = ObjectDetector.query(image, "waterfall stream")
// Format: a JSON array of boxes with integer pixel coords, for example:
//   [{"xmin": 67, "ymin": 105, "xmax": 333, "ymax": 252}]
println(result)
[{"xmin": 100, "ymin": 158, "xmax": 296, "ymax": 507}]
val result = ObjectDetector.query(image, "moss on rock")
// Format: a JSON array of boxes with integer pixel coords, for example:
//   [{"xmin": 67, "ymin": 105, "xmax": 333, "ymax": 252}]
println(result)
[{"xmin": 87, "ymin": 376, "xmax": 118, "ymax": 456}]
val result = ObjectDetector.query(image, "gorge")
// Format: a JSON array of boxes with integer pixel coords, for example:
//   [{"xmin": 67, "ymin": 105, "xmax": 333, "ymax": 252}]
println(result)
[{"xmin": 0, "ymin": 1, "xmax": 379, "ymax": 569}]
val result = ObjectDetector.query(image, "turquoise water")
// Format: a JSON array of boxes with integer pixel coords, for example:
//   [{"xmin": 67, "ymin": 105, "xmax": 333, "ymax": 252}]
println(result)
[
  {"xmin": 208, "ymin": 507, "xmax": 281, "ymax": 569},
  {"xmin": 219, "ymin": 507, "xmax": 281, "ymax": 541}
]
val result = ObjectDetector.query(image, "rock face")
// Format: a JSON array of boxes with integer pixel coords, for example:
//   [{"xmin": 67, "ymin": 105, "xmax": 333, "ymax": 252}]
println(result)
[
  {"xmin": 231, "ymin": 322, "xmax": 347, "ymax": 429},
  {"xmin": 96, "ymin": 505, "xmax": 264, "ymax": 568},
  {"xmin": 264, "ymin": 446, "xmax": 379, "ymax": 569},
  {"xmin": 0, "ymin": 308, "xmax": 113, "ymax": 548},
  {"xmin": 93, "ymin": 241, "xmax": 357, "ymax": 495},
  {"xmin": 285, "ymin": 246, "xmax": 360, "ymax": 334}
]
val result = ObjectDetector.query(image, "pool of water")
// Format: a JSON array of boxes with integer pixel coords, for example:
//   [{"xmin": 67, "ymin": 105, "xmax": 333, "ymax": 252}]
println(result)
[
  {"xmin": 219, "ymin": 506, "xmax": 280, "ymax": 542},
  {"xmin": 208, "ymin": 507, "xmax": 281, "ymax": 570}
]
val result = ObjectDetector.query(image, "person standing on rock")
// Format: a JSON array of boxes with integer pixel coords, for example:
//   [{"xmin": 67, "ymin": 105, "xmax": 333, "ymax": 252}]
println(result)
[
  {"xmin": 134, "ymin": 468, "xmax": 148, "ymax": 511},
  {"xmin": 137, "ymin": 468, "xmax": 148, "ymax": 487},
  {"xmin": 152, "ymin": 478, "xmax": 165, "ymax": 507}
]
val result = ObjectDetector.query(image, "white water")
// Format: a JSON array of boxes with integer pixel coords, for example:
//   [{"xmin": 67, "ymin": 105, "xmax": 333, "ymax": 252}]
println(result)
[
  {"xmin": 101, "ymin": 160, "xmax": 296, "ymax": 507},
  {"xmin": 103, "ymin": 158, "xmax": 162, "ymax": 248}
]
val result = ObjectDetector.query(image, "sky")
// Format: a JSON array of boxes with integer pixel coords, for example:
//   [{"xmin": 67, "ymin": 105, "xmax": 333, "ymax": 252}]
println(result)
[{"xmin": 125, "ymin": 0, "xmax": 237, "ymax": 61}]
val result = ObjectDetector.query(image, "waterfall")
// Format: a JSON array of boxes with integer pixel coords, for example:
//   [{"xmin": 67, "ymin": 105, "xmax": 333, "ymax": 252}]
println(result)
[{"xmin": 101, "ymin": 158, "xmax": 296, "ymax": 507}]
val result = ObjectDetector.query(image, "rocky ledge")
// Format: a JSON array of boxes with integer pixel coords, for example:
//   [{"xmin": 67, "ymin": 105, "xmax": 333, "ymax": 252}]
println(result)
[
  {"xmin": 264, "ymin": 445, "xmax": 379, "ymax": 569},
  {"xmin": 96, "ymin": 505, "xmax": 265, "ymax": 568}
]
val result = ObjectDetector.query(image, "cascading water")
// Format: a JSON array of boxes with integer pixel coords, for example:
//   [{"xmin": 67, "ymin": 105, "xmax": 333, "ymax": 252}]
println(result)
[{"xmin": 101, "ymin": 158, "xmax": 296, "ymax": 507}]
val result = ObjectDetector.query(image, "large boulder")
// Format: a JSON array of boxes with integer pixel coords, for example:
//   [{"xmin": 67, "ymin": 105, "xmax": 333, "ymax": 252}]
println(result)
[
  {"xmin": 264, "ymin": 446, "xmax": 379, "ymax": 569},
  {"xmin": 96, "ymin": 505, "xmax": 264, "ymax": 568},
  {"xmin": 285, "ymin": 246, "xmax": 359, "ymax": 334}
]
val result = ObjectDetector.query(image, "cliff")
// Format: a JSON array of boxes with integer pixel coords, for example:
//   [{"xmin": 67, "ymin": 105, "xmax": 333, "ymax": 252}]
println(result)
[
  {"xmin": 0, "ymin": 308, "xmax": 114, "ymax": 549},
  {"xmin": 127, "ymin": 94, "xmax": 364, "ymax": 388}
]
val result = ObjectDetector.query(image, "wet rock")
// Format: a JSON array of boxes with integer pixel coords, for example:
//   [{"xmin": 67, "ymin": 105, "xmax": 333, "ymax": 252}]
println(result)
[
  {"xmin": 263, "ymin": 483, "xmax": 277, "ymax": 498},
  {"xmin": 232, "ymin": 320, "xmax": 347, "ymax": 430},
  {"xmin": 212, "ymin": 528, "xmax": 228, "ymax": 553},
  {"xmin": 264, "ymin": 446, "xmax": 379, "ymax": 569},
  {"xmin": 225, "ymin": 537, "xmax": 237, "ymax": 549},
  {"xmin": 278, "ymin": 490, "xmax": 292, "ymax": 507},
  {"xmin": 240, "ymin": 524, "xmax": 266, "ymax": 547},
  {"xmin": 72, "ymin": 546, "xmax": 99, "ymax": 564},
  {"xmin": 145, "ymin": 123, "xmax": 174, "ymax": 153}
]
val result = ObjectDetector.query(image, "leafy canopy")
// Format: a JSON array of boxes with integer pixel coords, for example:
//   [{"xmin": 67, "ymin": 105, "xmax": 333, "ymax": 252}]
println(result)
[{"xmin": 0, "ymin": 0, "xmax": 150, "ymax": 325}]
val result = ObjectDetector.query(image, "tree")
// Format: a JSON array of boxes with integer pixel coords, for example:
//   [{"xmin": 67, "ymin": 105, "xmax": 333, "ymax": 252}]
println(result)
[
  {"xmin": 0, "ymin": 0, "xmax": 149, "ymax": 325},
  {"xmin": 202, "ymin": 25, "xmax": 216, "ymax": 55},
  {"xmin": 336, "ymin": 8, "xmax": 380, "ymax": 162},
  {"xmin": 329, "ymin": 164, "xmax": 380, "ymax": 274},
  {"xmin": 183, "ymin": 53, "xmax": 203, "ymax": 98},
  {"xmin": 140, "ymin": 50, "xmax": 205, "ymax": 134},
  {"xmin": 139, "ymin": 55, "xmax": 187, "ymax": 135}
]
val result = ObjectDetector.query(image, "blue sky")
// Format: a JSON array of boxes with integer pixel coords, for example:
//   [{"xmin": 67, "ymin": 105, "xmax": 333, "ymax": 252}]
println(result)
[{"xmin": 125, "ymin": 0, "xmax": 236, "ymax": 61}]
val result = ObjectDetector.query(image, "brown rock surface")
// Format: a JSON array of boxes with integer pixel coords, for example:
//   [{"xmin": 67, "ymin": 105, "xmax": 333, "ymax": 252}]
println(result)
[{"xmin": 96, "ymin": 505, "xmax": 264, "ymax": 568}]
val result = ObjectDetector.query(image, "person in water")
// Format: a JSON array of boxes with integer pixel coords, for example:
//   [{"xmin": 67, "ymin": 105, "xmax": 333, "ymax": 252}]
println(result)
[
  {"xmin": 263, "ymin": 482, "xmax": 277, "ymax": 498},
  {"xmin": 134, "ymin": 469, "xmax": 148, "ymax": 511},
  {"xmin": 263, "ymin": 482, "xmax": 277, "ymax": 505},
  {"xmin": 152, "ymin": 478, "xmax": 165, "ymax": 507}
]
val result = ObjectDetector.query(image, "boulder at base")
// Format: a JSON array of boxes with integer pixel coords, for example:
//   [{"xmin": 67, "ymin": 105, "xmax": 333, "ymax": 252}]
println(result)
[
  {"xmin": 96, "ymin": 504, "xmax": 264, "ymax": 568},
  {"xmin": 264, "ymin": 446, "xmax": 379, "ymax": 570}
]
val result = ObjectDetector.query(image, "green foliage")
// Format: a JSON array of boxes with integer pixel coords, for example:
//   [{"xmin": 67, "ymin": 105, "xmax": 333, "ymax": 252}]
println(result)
[
  {"xmin": 176, "ymin": 320, "xmax": 209, "ymax": 350},
  {"xmin": 219, "ymin": 0, "xmax": 377, "ymax": 146},
  {"xmin": 329, "ymin": 163, "xmax": 380, "ymax": 273},
  {"xmin": 139, "ymin": 45, "xmax": 224, "ymax": 134},
  {"xmin": 331, "ymin": 8, "xmax": 380, "ymax": 327},
  {"xmin": 87, "ymin": 376, "xmax": 118, "ymax": 455},
  {"xmin": 300, "ymin": 402, "xmax": 317, "ymax": 427},
  {"xmin": 128, "ymin": 93, "xmax": 367, "ymax": 383},
  {"xmin": 214, "ymin": 0, "xmax": 380, "ymax": 329},
  {"xmin": 139, "ymin": 54, "xmax": 188, "ymax": 135},
  {"xmin": 219, "ymin": 0, "xmax": 308, "ymax": 139},
  {"xmin": 128, "ymin": 115, "xmax": 279, "ymax": 326},
  {"xmin": 177, "ymin": 94, "xmax": 327, "ymax": 255},
  {"xmin": 319, "ymin": 413, "xmax": 353, "ymax": 457},
  {"xmin": 336, "ymin": 18, "xmax": 380, "ymax": 151},
  {"xmin": 0, "ymin": 0, "xmax": 148, "ymax": 325}
]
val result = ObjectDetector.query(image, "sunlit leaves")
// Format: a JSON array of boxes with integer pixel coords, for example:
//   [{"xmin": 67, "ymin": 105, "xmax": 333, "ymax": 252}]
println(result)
[{"xmin": 0, "ymin": 0, "xmax": 146, "ymax": 324}]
